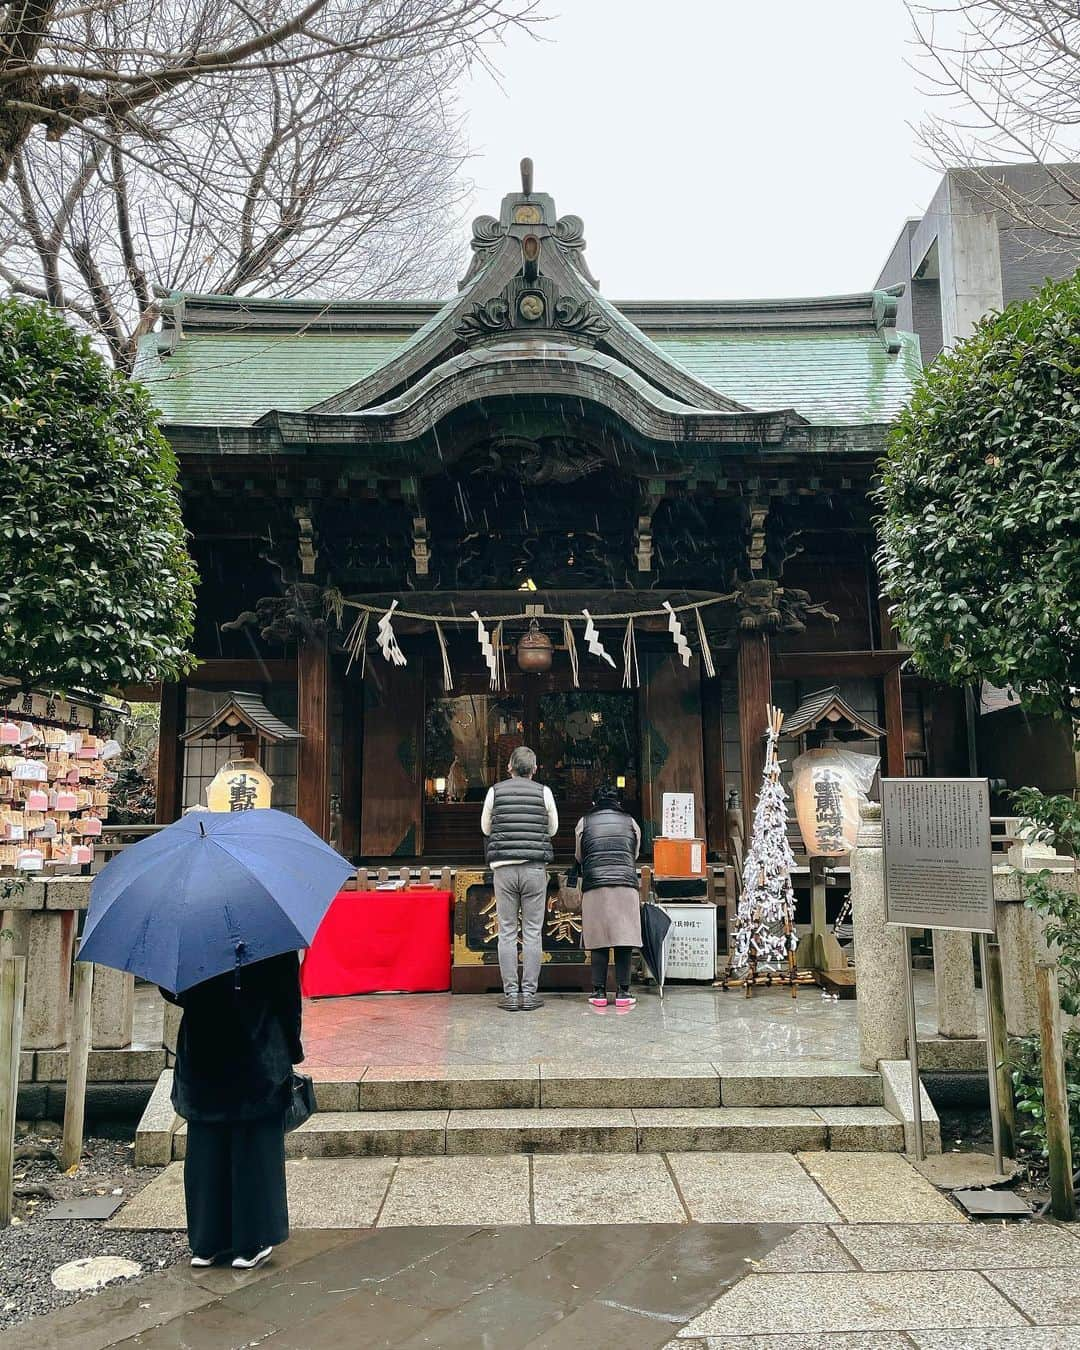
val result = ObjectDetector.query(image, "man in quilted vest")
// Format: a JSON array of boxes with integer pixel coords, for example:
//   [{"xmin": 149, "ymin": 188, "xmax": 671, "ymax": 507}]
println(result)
[{"xmin": 480, "ymin": 746, "xmax": 558, "ymax": 1011}]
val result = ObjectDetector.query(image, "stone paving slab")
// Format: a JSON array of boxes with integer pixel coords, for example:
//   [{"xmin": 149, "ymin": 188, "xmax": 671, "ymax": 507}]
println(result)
[
  {"xmin": 288, "ymin": 1109, "xmax": 450, "ymax": 1157},
  {"xmin": 815, "ymin": 1106, "xmax": 905, "ymax": 1151},
  {"xmin": 796, "ymin": 1151, "xmax": 963, "ymax": 1223},
  {"xmin": 532, "ymin": 1152, "xmax": 687, "ymax": 1224},
  {"xmin": 669, "ymin": 1337, "xmax": 914, "ymax": 1350},
  {"xmin": 679, "ymin": 1269, "xmax": 1026, "ymax": 1337},
  {"xmin": 752, "ymin": 1224, "xmax": 857, "ymax": 1272},
  {"xmin": 635, "ymin": 1107, "xmax": 826, "ymax": 1153},
  {"xmin": 539, "ymin": 1062, "xmax": 721, "ymax": 1109},
  {"xmin": 108, "ymin": 1159, "xmax": 398, "ymax": 1230},
  {"xmin": 360, "ymin": 1063, "xmax": 541, "ymax": 1110},
  {"xmin": 666, "ymin": 1153, "xmax": 840, "ymax": 1224},
  {"xmin": 717, "ymin": 1061, "xmax": 882, "ymax": 1108},
  {"xmin": 110, "ymin": 1151, "xmax": 978, "ymax": 1235},
  {"xmin": 910, "ymin": 1331, "xmax": 1080, "ymax": 1349},
  {"xmin": 835, "ymin": 1220, "xmax": 1080, "ymax": 1270},
  {"xmin": 981, "ymin": 1265, "xmax": 1080, "ymax": 1325},
  {"xmin": 445, "ymin": 1107, "xmax": 638, "ymax": 1154},
  {"xmin": 378, "ymin": 1154, "xmax": 531, "ymax": 1226},
  {"xmin": 312, "ymin": 1077, "xmax": 361, "ymax": 1111}
]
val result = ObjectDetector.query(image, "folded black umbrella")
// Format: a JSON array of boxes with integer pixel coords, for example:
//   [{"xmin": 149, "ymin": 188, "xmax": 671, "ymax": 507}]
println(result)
[{"xmin": 640, "ymin": 901, "xmax": 672, "ymax": 997}]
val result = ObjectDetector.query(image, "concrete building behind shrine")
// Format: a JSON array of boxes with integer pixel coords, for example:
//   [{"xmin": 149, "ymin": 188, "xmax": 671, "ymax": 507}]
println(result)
[{"xmin": 131, "ymin": 165, "xmax": 1026, "ymax": 880}]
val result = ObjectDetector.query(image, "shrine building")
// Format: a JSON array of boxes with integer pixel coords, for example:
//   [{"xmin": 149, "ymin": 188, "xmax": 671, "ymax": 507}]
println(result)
[{"xmin": 132, "ymin": 165, "xmax": 970, "ymax": 885}]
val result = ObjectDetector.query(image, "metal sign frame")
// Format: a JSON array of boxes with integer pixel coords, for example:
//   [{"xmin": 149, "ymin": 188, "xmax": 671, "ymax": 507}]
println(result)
[
  {"xmin": 880, "ymin": 777, "xmax": 1002, "ymax": 1170},
  {"xmin": 881, "ymin": 778, "xmax": 995, "ymax": 935}
]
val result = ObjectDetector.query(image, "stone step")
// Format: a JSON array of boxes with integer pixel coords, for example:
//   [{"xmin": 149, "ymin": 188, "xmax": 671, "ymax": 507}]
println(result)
[
  {"xmin": 169, "ymin": 1105, "xmax": 905, "ymax": 1160},
  {"xmin": 306, "ymin": 1061, "xmax": 884, "ymax": 1113}
]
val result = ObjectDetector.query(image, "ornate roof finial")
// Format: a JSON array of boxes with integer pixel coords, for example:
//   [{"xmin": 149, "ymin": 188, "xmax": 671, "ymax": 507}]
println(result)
[{"xmin": 520, "ymin": 157, "xmax": 533, "ymax": 196}]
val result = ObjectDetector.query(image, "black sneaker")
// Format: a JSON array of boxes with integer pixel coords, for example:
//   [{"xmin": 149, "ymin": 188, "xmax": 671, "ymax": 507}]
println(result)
[
  {"xmin": 497, "ymin": 992, "xmax": 521, "ymax": 1011},
  {"xmin": 520, "ymin": 994, "xmax": 545, "ymax": 1011}
]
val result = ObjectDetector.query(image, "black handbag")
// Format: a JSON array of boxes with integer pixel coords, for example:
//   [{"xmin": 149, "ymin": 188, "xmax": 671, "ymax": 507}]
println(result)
[{"xmin": 284, "ymin": 1073, "xmax": 316, "ymax": 1133}]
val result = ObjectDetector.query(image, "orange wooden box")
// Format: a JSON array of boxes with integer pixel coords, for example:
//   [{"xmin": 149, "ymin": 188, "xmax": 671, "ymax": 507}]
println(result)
[{"xmin": 652, "ymin": 837, "xmax": 707, "ymax": 879}]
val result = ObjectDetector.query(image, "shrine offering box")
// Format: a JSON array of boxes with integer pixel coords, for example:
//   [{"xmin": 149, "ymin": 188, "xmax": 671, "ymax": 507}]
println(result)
[{"xmin": 652, "ymin": 837, "xmax": 707, "ymax": 880}]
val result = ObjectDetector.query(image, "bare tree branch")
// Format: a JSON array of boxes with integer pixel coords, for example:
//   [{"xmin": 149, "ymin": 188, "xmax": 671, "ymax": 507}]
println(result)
[
  {"xmin": 1, "ymin": 1, "xmax": 535, "ymax": 370},
  {"xmin": 909, "ymin": 1, "xmax": 1080, "ymax": 250},
  {"xmin": 0, "ymin": 1, "xmax": 541, "ymax": 178}
]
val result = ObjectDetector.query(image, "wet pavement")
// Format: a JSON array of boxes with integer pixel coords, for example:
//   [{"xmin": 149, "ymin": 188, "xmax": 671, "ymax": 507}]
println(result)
[
  {"xmin": 138, "ymin": 973, "xmax": 975, "ymax": 1073},
  {"xmin": 11, "ymin": 1216, "xmax": 1080, "ymax": 1348}
]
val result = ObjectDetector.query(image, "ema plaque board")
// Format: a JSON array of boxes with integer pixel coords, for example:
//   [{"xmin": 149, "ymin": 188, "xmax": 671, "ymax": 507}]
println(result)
[{"xmin": 881, "ymin": 778, "xmax": 995, "ymax": 934}]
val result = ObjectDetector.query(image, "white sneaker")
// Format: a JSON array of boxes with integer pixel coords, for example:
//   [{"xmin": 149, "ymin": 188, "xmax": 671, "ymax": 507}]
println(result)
[
  {"xmin": 231, "ymin": 1246, "xmax": 273, "ymax": 1269},
  {"xmin": 190, "ymin": 1254, "xmax": 217, "ymax": 1268}
]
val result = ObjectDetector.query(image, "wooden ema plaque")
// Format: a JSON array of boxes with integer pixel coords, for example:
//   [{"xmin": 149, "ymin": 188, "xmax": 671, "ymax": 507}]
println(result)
[{"xmin": 451, "ymin": 867, "xmax": 592, "ymax": 993}]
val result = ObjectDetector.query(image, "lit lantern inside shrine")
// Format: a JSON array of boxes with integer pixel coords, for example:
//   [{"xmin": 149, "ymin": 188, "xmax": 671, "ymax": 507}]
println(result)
[{"xmin": 783, "ymin": 687, "xmax": 885, "ymax": 858}]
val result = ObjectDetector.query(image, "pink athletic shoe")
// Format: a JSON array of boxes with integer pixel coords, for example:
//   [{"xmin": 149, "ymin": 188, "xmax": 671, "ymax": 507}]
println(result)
[
  {"xmin": 615, "ymin": 993, "xmax": 636, "ymax": 1010},
  {"xmin": 588, "ymin": 994, "xmax": 609, "ymax": 1008}
]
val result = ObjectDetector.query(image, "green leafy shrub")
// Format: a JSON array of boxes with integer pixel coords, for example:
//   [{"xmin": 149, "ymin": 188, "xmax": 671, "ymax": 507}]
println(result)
[
  {"xmin": 876, "ymin": 273, "xmax": 1080, "ymax": 720},
  {"xmin": 0, "ymin": 298, "xmax": 196, "ymax": 689},
  {"xmin": 1008, "ymin": 790, "xmax": 1080, "ymax": 1160},
  {"xmin": 1012, "ymin": 1031, "xmax": 1080, "ymax": 1162}
]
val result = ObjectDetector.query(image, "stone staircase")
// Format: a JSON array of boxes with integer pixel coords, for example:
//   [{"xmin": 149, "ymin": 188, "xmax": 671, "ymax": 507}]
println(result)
[{"xmin": 137, "ymin": 1060, "xmax": 936, "ymax": 1164}]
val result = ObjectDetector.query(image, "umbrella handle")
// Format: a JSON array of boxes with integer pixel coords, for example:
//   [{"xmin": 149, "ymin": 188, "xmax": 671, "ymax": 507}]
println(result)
[{"xmin": 234, "ymin": 940, "xmax": 246, "ymax": 992}]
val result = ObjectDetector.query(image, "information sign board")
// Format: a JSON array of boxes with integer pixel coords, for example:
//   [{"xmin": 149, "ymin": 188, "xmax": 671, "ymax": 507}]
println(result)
[
  {"xmin": 662, "ymin": 792, "xmax": 696, "ymax": 840},
  {"xmin": 657, "ymin": 903, "xmax": 716, "ymax": 980},
  {"xmin": 881, "ymin": 778, "xmax": 995, "ymax": 934}
]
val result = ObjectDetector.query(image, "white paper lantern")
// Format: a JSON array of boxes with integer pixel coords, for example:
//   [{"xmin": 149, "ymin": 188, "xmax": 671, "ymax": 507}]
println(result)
[{"xmin": 791, "ymin": 747, "xmax": 879, "ymax": 857}]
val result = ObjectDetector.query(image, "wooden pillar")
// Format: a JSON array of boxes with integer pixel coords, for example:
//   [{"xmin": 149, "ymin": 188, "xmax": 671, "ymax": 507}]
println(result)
[
  {"xmin": 155, "ymin": 683, "xmax": 185, "ymax": 823},
  {"xmin": 883, "ymin": 665, "xmax": 905, "ymax": 777},
  {"xmin": 701, "ymin": 672, "xmax": 727, "ymax": 857},
  {"xmin": 339, "ymin": 660, "xmax": 364, "ymax": 859},
  {"xmin": 737, "ymin": 630, "xmax": 771, "ymax": 835},
  {"xmin": 879, "ymin": 602, "xmax": 906, "ymax": 778},
  {"xmin": 297, "ymin": 631, "xmax": 331, "ymax": 840}
]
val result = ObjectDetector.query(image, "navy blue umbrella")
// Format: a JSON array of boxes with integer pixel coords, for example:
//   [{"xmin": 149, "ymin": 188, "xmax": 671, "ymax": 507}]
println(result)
[
  {"xmin": 640, "ymin": 901, "xmax": 672, "ymax": 998},
  {"xmin": 78, "ymin": 809, "xmax": 353, "ymax": 993}
]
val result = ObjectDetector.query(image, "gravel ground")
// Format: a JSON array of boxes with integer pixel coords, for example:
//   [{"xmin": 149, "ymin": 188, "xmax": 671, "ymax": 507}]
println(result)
[{"xmin": 0, "ymin": 1124, "xmax": 186, "ymax": 1331}]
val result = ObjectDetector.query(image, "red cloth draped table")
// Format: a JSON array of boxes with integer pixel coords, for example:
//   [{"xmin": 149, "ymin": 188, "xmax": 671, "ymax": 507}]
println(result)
[{"xmin": 301, "ymin": 890, "xmax": 453, "ymax": 997}]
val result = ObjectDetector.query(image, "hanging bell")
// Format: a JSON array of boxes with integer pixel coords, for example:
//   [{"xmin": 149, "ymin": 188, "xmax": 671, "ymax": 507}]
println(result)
[{"xmin": 516, "ymin": 619, "xmax": 553, "ymax": 673}]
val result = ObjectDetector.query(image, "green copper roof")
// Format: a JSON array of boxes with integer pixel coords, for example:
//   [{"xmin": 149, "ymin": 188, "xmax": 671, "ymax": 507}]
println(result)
[
  {"xmin": 649, "ymin": 330, "xmax": 921, "ymax": 426},
  {"xmin": 134, "ymin": 319, "xmax": 920, "ymax": 430},
  {"xmin": 133, "ymin": 332, "xmax": 408, "ymax": 426}
]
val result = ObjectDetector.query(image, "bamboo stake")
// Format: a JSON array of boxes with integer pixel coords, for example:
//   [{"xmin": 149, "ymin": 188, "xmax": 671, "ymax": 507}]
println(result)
[
  {"xmin": 0, "ymin": 956, "xmax": 26, "ymax": 1227},
  {"xmin": 985, "ymin": 939, "xmax": 1016, "ymax": 1160},
  {"xmin": 60, "ymin": 957, "xmax": 94, "ymax": 1172},
  {"xmin": 1036, "ymin": 961, "xmax": 1076, "ymax": 1220}
]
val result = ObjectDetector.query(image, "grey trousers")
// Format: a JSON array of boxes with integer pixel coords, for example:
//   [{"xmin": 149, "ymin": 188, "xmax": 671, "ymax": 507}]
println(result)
[{"xmin": 493, "ymin": 864, "xmax": 547, "ymax": 996}]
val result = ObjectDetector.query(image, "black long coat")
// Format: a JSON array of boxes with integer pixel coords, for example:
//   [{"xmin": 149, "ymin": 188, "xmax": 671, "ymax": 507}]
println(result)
[{"xmin": 163, "ymin": 952, "xmax": 303, "ymax": 1124}]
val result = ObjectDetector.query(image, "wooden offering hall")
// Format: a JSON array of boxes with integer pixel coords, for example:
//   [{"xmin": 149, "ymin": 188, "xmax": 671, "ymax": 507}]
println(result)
[{"xmin": 133, "ymin": 164, "xmax": 976, "ymax": 986}]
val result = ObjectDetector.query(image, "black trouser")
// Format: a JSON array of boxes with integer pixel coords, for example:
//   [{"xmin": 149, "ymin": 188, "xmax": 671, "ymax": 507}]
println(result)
[
  {"xmin": 184, "ymin": 1115, "xmax": 288, "ymax": 1258},
  {"xmin": 591, "ymin": 946, "xmax": 632, "ymax": 992}
]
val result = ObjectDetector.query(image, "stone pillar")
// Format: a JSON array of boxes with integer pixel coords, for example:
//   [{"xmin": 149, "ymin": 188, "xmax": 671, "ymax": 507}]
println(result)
[
  {"xmin": 23, "ymin": 910, "xmax": 76, "ymax": 1050},
  {"xmin": 933, "ymin": 929, "xmax": 978, "ymax": 1038},
  {"xmin": 162, "ymin": 996, "xmax": 181, "ymax": 1065},
  {"xmin": 994, "ymin": 870, "xmax": 1044, "ymax": 1038},
  {"xmin": 850, "ymin": 801, "xmax": 909, "ymax": 1069},
  {"xmin": 90, "ymin": 967, "xmax": 134, "ymax": 1049},
  {"xmin": 0, "ymin": 909, "xmax": 31, "ymax": 958}
]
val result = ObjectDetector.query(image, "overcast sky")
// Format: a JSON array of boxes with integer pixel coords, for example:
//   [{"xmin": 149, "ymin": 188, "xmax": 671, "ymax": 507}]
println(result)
[{"xmin": 459, "ymin": 1, "xmax": 943, "ymax": 300}]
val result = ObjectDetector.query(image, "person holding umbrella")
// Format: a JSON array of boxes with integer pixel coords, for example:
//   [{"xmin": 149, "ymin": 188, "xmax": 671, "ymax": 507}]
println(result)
[
  {"xmin": 78, "ymin": 807, "xmax": 353, "ymax": 1268},
  {"xmin": 161, "ymin": 950, "xmax": 302, "ymax": 1268},
  {"xmin": 575, "ymin": 784, "xmax": 642, "ymax": 1009}
]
